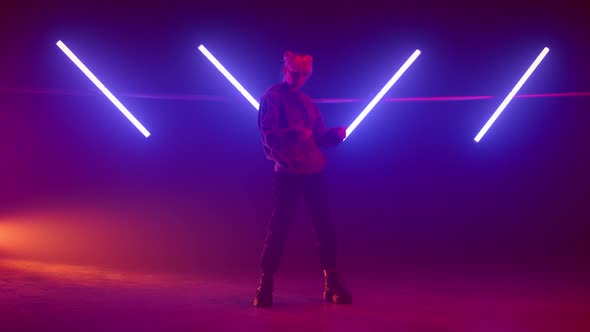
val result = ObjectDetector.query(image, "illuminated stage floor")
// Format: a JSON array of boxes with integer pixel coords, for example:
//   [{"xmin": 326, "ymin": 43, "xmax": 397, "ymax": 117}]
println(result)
[{"xmin": 1, "ymin": 259, "xmax": 588, "ymax": 331}]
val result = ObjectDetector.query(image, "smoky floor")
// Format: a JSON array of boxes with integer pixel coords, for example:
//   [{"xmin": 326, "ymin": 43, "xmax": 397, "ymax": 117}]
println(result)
[{"xmin": 0, "ymin": 258, "xmax": 588, "ymax": 332}]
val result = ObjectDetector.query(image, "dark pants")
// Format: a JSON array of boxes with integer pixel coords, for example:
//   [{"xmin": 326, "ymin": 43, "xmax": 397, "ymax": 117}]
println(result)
[{"xmin": 260, "ymin": 172, "xmax": 337, "ymax": 275}]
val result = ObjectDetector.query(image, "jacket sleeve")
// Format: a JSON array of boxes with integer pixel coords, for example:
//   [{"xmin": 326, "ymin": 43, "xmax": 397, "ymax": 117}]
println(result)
[{"xmin": 258, "ymin": 92, "xmax": 297, "ymax": 163}]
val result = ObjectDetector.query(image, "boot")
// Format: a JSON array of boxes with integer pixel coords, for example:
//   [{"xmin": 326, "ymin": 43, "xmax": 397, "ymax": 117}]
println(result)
[
  {"xmin": 323, "ymin": 270, "xmax": 352, "ymax": 304},
  {"xmin": 253, "ymin": 273, "xmax": 273, "ymax": 307}
]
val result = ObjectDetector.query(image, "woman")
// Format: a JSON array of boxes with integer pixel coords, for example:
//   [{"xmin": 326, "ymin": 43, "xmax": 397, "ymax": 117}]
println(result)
[{"xmin": 254, "ymin": 50, "xmax": 352, "ymax": 307}]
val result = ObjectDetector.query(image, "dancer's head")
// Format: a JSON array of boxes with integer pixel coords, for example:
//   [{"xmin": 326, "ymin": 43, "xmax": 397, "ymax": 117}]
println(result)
[{"xmin": 282, "ymin": 51, "xmax": 312, "ymax": 90}]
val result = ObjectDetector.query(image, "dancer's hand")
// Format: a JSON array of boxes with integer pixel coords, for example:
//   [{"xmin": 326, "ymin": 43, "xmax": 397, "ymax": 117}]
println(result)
[{"xmin": 335, "ymin": 126, "xmax": 347, "ymax": 141}]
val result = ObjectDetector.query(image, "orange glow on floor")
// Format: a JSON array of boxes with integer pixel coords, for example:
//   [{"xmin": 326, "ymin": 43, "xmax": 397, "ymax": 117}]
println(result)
[{"xmin": 0, "ymin": 258, "xmax": 185, "ymax": 288}]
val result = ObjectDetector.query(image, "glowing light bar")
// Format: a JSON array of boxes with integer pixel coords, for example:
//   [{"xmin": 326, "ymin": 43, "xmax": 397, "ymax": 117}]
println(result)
[
  {"xmin": 4, "ymin": 88, "xmax": 590, "ymax": 102},
  {"xmin": 345, "ymin": 50, "xmax": 421, "ymax": 140},
  {"xmin": 56, "ymin": 40, "xmax": 150, "ymax": 137},
  {"xmin": 474, "ymin": 47, "xmax": 550, "ymax": 142},
  {"xmin": 198, "ymin": 44, "xmax": 259, "ymax": 110}
]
